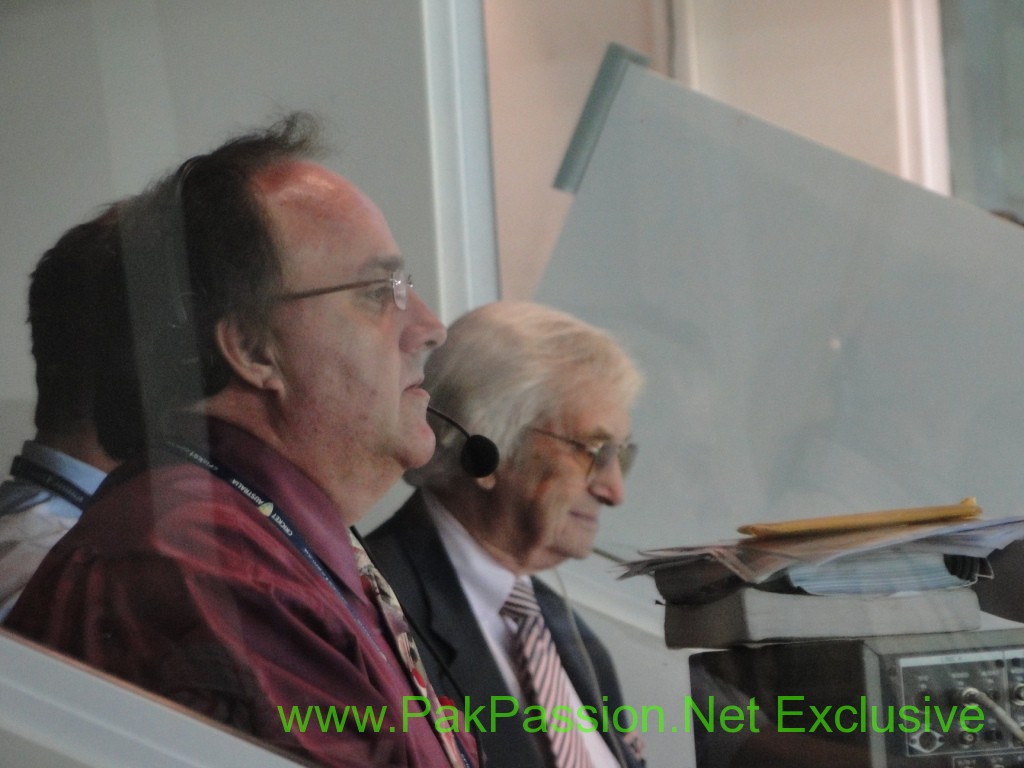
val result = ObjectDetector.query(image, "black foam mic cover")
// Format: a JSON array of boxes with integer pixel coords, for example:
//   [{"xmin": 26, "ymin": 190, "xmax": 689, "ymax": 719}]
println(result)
[
  {"xmin": 426, "ymin": 406, "xmax": 500, "ymax": 478},
  {"xmin": 460, "ymin": 434, "xmax": 501, "ymax": 479}
]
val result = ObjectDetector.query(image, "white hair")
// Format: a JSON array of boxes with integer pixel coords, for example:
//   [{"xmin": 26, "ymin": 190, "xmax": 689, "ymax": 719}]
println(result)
[{"xmin": 406, "ymin": 301, "xmax": 643, "ymax": 491}]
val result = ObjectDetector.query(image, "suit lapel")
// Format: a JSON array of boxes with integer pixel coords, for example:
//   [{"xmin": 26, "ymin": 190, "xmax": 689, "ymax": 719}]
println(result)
[
  {"xmin": 384, "ymin": 493, "xmax": 550, "ymax": 767},
  {"xmin": 388, "ymin": 496, "xmax": 472, "ymax": 664},
  {"xmin": 377, "ymin": 495, "xmax": 644, "ymax": 767},
  {"xmin": 388, "ymin": 495, "xmax": 511, "ymax": 696}
]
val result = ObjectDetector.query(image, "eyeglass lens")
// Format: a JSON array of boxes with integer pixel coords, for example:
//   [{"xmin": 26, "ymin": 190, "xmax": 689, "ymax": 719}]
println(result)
[
  {"xmin": 392, "ymin": 272, "xmax": 410, "ymax": 310},
  {"xmin": 591, "ymin": 441, "xmax": 637, "ymax": 477}
]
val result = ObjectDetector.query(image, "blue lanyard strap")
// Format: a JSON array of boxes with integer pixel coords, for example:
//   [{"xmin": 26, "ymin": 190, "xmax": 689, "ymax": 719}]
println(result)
[
  {"xmin": 10, "ymin": 455, "xmax": 91, "ymax": 509},
  {"xmin": 161, "ymin": 439, "xmax": 359, "ymax": 615},
  {"xmin": 162, "ymin": 438, "xmax": 474, "ymax": 768}
]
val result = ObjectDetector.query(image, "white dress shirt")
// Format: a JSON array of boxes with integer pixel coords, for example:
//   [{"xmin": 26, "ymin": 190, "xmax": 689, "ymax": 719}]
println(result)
[
  {"xmin": 0, "ymin": 441, "xmax": 106, "ymax": 620},
  {"xmin": 422, "ymin": 490, "xmax": 619, "ymax": 768}
]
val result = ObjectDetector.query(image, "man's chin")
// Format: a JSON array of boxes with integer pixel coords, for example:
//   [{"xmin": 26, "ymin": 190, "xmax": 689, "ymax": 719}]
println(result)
[
  {"xmin": 399, "ymin": 425, "xmax": 437, "ymax": 470},
  {"xmin": 568, "ymin": 534, "xmax": 599, "ymax": 560}
]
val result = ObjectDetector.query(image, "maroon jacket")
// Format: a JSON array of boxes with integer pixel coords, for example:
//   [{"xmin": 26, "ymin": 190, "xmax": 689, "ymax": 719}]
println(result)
[{"xmin": 7, "ymin": 415, "xmax": 477, "ymax": 768}]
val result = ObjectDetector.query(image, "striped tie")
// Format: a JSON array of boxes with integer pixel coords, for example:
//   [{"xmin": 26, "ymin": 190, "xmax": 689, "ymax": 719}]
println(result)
[{"xmin": 502, "ymin": 579, "xmax": 593, "ymax": 768}]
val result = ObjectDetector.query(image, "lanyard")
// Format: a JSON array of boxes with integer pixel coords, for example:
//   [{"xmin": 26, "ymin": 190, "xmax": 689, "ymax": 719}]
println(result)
[
  {"xmin": 163, "ymin": 438, "xmax": 474, "ymax": 768},
  {"xmin": 161, "ymin": 439, "xmax": 350, "ymax": 601},
  {"xmin": 162, "ymin": 439, "xmax": 398, "ymax": 666},
  {"xmin": 10, "ymin": 455, "xmax": 91, "ymax": 509}
]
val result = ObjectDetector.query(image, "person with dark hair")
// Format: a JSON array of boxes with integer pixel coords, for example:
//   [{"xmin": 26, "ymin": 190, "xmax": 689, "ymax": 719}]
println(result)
[
  {"xmin": 367, "ymin": 301, "xmax": 646, "ymax": 768},
  {"xmin": 7, "ymin": 114, "xmax": 476, "ymax": 768},
  {"xmin": 0, "ymin": 205, "xmax": 124, "ymax": 619}
]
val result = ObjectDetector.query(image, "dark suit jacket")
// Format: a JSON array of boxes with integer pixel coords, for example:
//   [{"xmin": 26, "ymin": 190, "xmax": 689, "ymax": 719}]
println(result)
[{"xmin": 365, "ymin": 491, "xmax": 643, "ymax": 768}]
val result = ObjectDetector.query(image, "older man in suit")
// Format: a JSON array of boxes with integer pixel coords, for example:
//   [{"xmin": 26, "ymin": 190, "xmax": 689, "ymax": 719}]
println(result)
[{"xmin": 367, "ymin": 300, "xmax": 645, "ymax": 768}]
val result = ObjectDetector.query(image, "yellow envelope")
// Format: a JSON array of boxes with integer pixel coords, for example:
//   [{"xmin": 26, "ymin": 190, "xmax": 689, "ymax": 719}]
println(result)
[{"xmin": 737, "ymin": 497, "xmax": 981, "ymax": 538}]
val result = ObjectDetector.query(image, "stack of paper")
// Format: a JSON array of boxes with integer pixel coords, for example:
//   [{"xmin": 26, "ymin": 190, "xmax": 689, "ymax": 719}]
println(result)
[
  {"xmin": 622, "ymin": 500, "xmax": 1024, "ymax": 647},
  {"xmin": 784, "ymin": 548, "xmax": 980, "ymax": 595}
]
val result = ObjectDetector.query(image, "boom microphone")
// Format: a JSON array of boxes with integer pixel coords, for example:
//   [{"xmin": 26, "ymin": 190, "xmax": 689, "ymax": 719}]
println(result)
[{"xmin": 426, "ymin": 406, "xmax": 500, "ymax": 478}]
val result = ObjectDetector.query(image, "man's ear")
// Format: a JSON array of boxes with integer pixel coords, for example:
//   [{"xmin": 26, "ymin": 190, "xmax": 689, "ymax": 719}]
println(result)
[{"xmin": 214, "ymin": 317, "xmax": 282, "ymax": 392}]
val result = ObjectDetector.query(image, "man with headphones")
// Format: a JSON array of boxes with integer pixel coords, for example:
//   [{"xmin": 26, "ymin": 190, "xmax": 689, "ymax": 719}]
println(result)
[
  {"xmin": 7, "ymin": 114, "xmax": 478, "ymax": 768},
  {"xmin": 367, "ymin": 301, "xmax": 646, "ymax": 768}
]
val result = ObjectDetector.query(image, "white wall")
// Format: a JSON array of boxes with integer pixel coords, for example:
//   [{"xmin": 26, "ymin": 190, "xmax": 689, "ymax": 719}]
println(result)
[{"xmin": 675, "ymin": 0, "xmax": 947, "ymax": 187}]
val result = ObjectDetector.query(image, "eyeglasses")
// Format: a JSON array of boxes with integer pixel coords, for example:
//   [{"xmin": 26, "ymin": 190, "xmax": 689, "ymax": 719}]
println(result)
[
  {"xmin": 530, "ymin": 428, "xmax": 638, "ymax": 479},
  {"xmin": 271, "ymin": 270, "xmax": 412, "ymax": 310}
]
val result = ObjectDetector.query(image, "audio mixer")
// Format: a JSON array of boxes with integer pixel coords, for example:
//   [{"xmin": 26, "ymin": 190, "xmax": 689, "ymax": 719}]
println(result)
[{"xmin": 689, "ymin": 629, "xmax": 1024, "ymax": 767}]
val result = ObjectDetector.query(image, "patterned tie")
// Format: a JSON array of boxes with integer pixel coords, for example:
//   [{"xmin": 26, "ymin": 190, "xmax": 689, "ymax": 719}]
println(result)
[
  {"xmin": 348, "ymin": 531, "xmax": 466, "ymax": 768},
  {"xmin": 501, "ymin": 579, "xmax": 594, "ymax": 768}
]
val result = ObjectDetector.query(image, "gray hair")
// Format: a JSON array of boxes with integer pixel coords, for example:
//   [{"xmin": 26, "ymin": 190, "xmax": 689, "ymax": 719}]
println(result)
[{"xmin": 406, "ymin": 301, "xmax": 643, "ymax": 491}]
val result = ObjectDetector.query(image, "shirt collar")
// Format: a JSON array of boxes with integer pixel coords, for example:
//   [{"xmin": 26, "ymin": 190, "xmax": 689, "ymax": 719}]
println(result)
[
  {"xmin": 20, "ymin": 440, "xmax": 108, "ymax": 497},
  {"xmin": 421, "ymin": 489, "xmax": 517, "ymax": 611}
]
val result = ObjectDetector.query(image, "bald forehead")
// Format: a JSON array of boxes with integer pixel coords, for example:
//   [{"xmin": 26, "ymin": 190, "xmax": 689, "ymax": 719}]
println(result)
[
  {"xmin": 253, "ymin": 160, "xmax": 371, "ymax": 224},
  {"xmin": 251, "ymin": 160, "xmax": 399, "ymax": 283}
]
